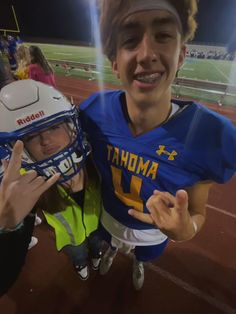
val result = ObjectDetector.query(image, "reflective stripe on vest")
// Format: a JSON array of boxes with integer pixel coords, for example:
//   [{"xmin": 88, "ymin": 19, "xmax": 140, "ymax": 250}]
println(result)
[{"xmin": 54, "ymin": 212, "xmax": 77, "ymax": 246}]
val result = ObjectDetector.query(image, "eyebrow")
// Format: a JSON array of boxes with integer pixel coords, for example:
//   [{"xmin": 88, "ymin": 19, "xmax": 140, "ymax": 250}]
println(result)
[
  {"xmin": 152, "ymin": 16, "xmax": 178, "ymax": 28},
  {"xmin": 120, "ymin": 16, "xmax": 178, "ymax": 32}
]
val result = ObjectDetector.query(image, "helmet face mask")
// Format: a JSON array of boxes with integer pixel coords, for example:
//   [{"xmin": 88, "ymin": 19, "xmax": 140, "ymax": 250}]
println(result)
[
  {"xmin": 0, "ymin": 80, "xmax": 90, "ymax": 184},
  {"xmin": 19, "ymin": 113, "xmax": 91, "ymax": 183},
  {"xmin": 21, "ymin": 114, "xmax": 91, "ymax": 183}
]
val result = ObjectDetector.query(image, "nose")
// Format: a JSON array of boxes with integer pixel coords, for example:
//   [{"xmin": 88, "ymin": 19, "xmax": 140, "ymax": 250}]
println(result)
[
  {"xmin": 39, "ymin": 130, "xmax": 52, "ymax": 145},
  {"xmin": 137, "ymin": 33, "xmax": 158, "ymax": 65}
]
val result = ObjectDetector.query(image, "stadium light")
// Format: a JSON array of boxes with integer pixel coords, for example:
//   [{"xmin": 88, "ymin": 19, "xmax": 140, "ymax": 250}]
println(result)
[{"xmin": 88, "ymin": 0, "xmax": 104, "ymax": 93}]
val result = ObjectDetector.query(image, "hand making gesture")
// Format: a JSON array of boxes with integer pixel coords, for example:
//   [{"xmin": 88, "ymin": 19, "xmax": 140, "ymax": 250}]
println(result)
[
  {"xmin": 128, "ymin": 189, "xmax": 203, "ymax": 241},
  {"xmin": 0, "ymin": 140, "xmax": 60, "ymax": 230}
]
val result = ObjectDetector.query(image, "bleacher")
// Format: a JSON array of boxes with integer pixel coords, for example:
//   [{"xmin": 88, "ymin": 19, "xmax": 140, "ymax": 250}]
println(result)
[{"xmin": 186, "ymin": 44, "xmax": 232, "ymax": 60}]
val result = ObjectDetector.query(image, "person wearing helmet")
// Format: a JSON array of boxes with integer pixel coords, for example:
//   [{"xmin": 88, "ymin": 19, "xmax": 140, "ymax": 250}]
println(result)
[
  {"xmin": 79, "ymin": 0, "xmax": 236, "ymax": 290},
  {"xmin": 0, "ymin": 79, "xmax": 102, "ymax": 295}
]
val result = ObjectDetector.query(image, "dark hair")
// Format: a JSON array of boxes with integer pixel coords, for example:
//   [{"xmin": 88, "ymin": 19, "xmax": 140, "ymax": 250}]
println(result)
[
  {"xmin": 100, "ymin": 0, "xmax": 198, "ymax": 61},
  {"xmin": 29, "ymin": 45, "xmax": 53, "ymax": 75}
]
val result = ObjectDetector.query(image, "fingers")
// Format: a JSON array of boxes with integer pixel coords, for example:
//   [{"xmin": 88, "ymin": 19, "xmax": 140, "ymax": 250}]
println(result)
[
  {"xmin": 175, "ymin": 190, "xmax": 188, "ymax": 214},
  {"xmin": 152, "ymin": 189, "xmax": 188, "ymax": 214},
  {"xmin": 153, "ymin": 194, "xmax": 170, "ymax": 208},
  {"xmin": 128, "ymin": 209, "xmax": 154, "ymax": 225},
  {"xmin": 5, "ymin": 140, "xmax": 24, "ymax": 180},
  {"xmin": 20, "ymin": 170, "xmax": 38, "ymax": 183},
  {"xmin": 146, "ymin": 197, "xmax": 171, "ymax": 229},
  {"xmin": 1, "ymin": 159, "xmax": 9, "ymax": 172},
  {"xmin": 153, "ymin": 190, "xmax": 175, "ymax": 205},
  {"xmin": 153, "ymin": 189, "xmax": 162, "ymax": 195},
  {"xmin": 36, "ymin": 173, "xmax": 60, "ymax": 195},
  {"xmin": 147, "ymin": 194, "xmax": 171, "ymax": 215}
]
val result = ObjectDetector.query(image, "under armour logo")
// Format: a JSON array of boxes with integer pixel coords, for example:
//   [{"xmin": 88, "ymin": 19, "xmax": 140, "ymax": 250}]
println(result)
[{"xmin": 156, "ymin": 145, "xmax": 177, "ymax": 161}]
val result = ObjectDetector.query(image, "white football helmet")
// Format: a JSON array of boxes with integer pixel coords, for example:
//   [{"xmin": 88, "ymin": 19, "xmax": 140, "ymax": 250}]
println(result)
[{"xmin": 0, "ymin": 79, "xmax": 90, "ymax": 183}]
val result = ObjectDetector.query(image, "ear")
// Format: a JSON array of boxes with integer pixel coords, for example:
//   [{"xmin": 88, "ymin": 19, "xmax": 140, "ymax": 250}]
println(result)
[
  {"xmin": 177, "ymin": 44, "xmax": 186, "ymax": 70},
  {"xmin": 112, "ymin": 60, "xmax": 120, "ymax": 79}
]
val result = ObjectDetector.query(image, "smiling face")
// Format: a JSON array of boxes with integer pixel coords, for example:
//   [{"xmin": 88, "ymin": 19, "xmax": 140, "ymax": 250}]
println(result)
[
  {"xmin": 112, "ymin": 10, "xmax": 186, "ymax": 109},
  {"xmin": 23, "ymin": 122, "xmax": 71, "ymax": 161}
]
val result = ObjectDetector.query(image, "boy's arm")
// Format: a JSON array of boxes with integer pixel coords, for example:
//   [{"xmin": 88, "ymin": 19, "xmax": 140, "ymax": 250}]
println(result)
[{"xmin": 184, "ymin": 181, "xmax": 212, "ymax": 238}]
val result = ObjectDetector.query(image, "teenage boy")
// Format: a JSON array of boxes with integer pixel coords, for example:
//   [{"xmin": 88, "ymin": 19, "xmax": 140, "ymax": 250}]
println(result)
[{"xmin": 79, "ymin": 0, "xmax": 236, "ymax": 290}]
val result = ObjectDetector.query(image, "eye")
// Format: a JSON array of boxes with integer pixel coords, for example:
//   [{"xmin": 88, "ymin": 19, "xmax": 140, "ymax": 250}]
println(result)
[
  {"xmin": 155, "ymin": 32, "xmax": 174, "ymax": 43},
  {"xmin": 120, "ymin": 33, "xmax": 141, "ymax": 49},
  {"xmin": 23, "ymin": 134, "xmax": 38, "ymax": 143},
  {"xmin": 50, "ymin": 125, "xmax": 61, "ymax": 130},
  {"xmin": 46, "ymin": 124, "xmax": 62, "ymax": 133}
]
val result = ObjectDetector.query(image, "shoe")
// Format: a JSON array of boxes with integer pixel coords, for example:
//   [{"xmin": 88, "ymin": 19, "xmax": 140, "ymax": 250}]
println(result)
[
  {"xmin": 99, "ymin": 247, "xmax": 117, "ymax": 275},
  {"xmin": 75, "ymin": 265, "xmax": 89, "ymax": 280},
  {"xmin": 91, "ymin": 257, "xmax": 101, "ymax": 271},
  {"xmin": 132, "ymin": 259, "xmax": 144, "ymax": 290},
  {"xmin": 91, "ymin": 251, "xmax": 102, "ymax": 270},
  {"xmin": 34, "ymin": 215, "xmax": 42, "ymax": 226},
  {"xmin": 28, "ymin": 236, "xmax": 38, "ymax": 250}
]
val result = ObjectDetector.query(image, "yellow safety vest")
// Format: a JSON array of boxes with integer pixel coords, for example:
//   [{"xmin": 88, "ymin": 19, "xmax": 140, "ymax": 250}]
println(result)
[{"xmin": 43, "ymin": 177, "xmax": 101, "ymax": 251}]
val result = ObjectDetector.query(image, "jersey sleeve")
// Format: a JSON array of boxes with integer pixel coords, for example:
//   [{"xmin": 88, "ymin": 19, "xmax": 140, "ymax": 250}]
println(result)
[
  {"xmin": 219, "ymin": 121, "xmax": 236, "ymax": 182},
  {"xmin": 206, "ymin": 119, "xmax": 236, "ymax": 183}
]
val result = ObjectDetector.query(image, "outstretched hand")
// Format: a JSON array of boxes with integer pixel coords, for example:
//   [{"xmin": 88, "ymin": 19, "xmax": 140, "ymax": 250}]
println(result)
[
  {"xmin": 0, "ymin": 140, "xmax": 60, "ymax": 230},
  {"xmin": 128, "ymin": 189, "xmax": 195, "ymax": 241}
]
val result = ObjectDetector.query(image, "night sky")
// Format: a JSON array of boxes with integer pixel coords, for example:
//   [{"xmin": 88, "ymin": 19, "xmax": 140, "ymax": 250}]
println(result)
[{"xmin": 1, "ymin": 0, "xmax": 236, "ymax": 45}]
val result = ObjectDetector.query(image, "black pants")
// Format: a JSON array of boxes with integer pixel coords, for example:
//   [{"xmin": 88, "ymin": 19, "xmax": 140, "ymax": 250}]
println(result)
[{"xmin": 63, "ymin": 230, "xmax": 102, "ymax": 267}]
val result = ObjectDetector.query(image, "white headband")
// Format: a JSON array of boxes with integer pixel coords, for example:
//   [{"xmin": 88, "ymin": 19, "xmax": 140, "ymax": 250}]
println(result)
[{"xmin": 122, "ymin": 0, "xmax": 183, "ymax": 33}]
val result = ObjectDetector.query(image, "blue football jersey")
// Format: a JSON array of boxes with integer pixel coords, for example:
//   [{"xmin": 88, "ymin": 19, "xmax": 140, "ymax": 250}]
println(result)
[{"xmin": 80, "ymin": 90, "xmax": 236, "ymax": 230}]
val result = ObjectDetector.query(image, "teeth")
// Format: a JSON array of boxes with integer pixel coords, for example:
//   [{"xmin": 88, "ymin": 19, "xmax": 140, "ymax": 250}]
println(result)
[{"xmin": 136, "ymin": 73, "xmax": 160, "ymax": 83}]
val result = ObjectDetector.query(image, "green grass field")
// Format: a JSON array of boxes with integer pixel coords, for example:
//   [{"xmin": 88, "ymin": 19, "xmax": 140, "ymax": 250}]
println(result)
[{"xmin": 29, "ymin": 42, "xmax": 236, "ymax": 105}]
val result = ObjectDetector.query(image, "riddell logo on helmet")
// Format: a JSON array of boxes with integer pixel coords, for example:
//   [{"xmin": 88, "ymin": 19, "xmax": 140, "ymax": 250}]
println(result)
[{"xmin": 16, "ymin": 111, "xmax": 45, "ymax": 126}]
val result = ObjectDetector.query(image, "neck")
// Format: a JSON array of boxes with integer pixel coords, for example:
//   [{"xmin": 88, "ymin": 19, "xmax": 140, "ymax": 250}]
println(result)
[
  {"xmin": 125, "ymin": 93, "xmax": 172, "ymax": 136},
  {"xmin": 65, "ymin": 169, "xmax": 85, "ymax": 193}
]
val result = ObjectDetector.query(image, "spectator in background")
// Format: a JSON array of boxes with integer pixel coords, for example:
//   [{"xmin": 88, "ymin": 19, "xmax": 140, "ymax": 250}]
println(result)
[
  {"xmin": 7, "ymin": 36, "xmax": 17, "ymax": 71},
  {"xmin": 16, "ymin": 35, "xmax": 24, "ymax": 46},
  {"xmin": 29, "ymin": 45, "xmax": 56, "ymax": 87},
  {"xmin": 15, "ymin": 45, "xmax": 31, "ymax": 80},
  {"xmin": 0, "ymin": 52, "xmax": 14, "ymax": 89}
]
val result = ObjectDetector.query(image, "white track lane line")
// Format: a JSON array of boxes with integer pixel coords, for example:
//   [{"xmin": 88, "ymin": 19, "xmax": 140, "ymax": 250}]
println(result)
[
  {"xmin": 207, "ymin": 204, "xmax": 236, "ymax": 219},
  {"xmin": 147, "ymin": 263, "xmax": 236, "ymax": 314}
]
